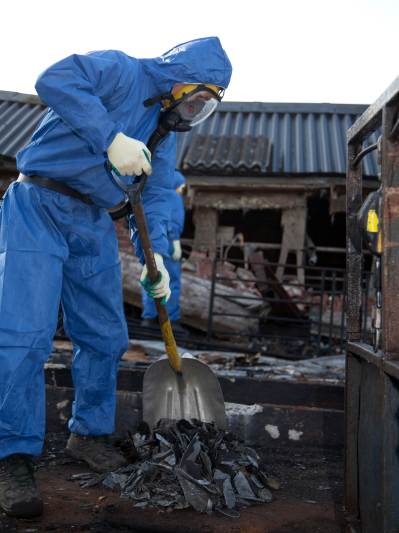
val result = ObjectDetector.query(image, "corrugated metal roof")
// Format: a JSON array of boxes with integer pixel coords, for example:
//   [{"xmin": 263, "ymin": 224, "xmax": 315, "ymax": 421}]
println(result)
[
  {"xmin": 0, "ymin": 91, "xmax": 46, "ymax": 160},
  {"xmin": 176, "ymin": 102, "xmax": 379, "ymax": 177},
  {"xmin": 0, "ymin": 91, "xmax": 378, "ymax": 178}
]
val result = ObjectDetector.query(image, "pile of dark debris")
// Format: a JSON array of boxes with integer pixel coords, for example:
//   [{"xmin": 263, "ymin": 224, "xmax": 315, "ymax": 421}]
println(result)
[{"xmin": 72, "ymin": 419, "xmax": 280, "ymax": 517}]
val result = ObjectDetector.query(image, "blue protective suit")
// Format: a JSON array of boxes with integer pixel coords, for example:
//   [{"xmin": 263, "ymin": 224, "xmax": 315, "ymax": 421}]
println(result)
[
  {"xmin": 141, "ymin": 171, "xmax": 186, "ymax": 321},
  {"xmin": 0, "ymin": 38, "xmax": 232, "ymax": 459}
]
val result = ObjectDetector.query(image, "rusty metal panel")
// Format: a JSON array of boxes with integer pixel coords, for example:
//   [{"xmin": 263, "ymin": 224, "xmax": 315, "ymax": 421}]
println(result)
[
  {"xmin": 346, "ymin": 76, "xmax": 399, "ymax": 533},
  {"xmin": 358, "ymin": 362, "xmax": 384, "ymax": 532},
  {"xmin": 346, "ymin": 141, "xmax": 363, "ymax": 340},
  {"xmin": 344, "ymin": 353, "xmax": 361, "ymax": 521},
  {"xmin": 381, "ymin": 105, "xmax": 399, "ymax": 358},
  {"xmin": 382, "ymin": 188, "xmax": 399, "ymax": 357},
  {"xmin": 357, "ymin": 366, "xmax": 399, "ymax": 532},
  {"xmin": 381, "ymin": 375, "xmax": 399, "ymax": 530},
  {"xmin": 347, "ymin": 76, "xmax": 399, "ymax": 144}
]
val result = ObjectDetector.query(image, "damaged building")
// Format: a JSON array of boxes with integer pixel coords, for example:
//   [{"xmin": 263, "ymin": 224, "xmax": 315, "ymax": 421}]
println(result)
[
  {"xmin": 0, "ymin": 92, "xmax": 379, "ymax": 260},
  {"xmin": 0, "ymin": 91, "xmax": 378, "ymax": 352}
]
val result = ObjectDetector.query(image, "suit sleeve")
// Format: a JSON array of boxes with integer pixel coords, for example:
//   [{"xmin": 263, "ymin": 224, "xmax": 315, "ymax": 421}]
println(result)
[
  {"xmin": 168, "ymin": 192, "xmax": 185, "ymax": 240},
  {"xmin": 35, "ymin": 50, "xmax": 136, "ymax": 153}
]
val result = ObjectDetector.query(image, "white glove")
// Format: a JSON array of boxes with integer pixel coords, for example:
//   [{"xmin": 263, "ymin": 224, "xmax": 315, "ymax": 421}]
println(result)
[
  {"xmin": 107, "ymin": 132, "xmax": 152, "ymax": 176},
  {"xmin": 171, "ymin": 239, "xmax": 182, "ymax": 261},
  {"xmin": 140, "ymin": 253, "xmax": 171, "ymax": 303}
]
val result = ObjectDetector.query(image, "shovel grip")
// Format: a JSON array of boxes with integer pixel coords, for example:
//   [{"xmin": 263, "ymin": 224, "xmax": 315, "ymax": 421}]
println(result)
[{"xmin": 133, "ymin": 199, "xmax": 182, "ymax": 373}]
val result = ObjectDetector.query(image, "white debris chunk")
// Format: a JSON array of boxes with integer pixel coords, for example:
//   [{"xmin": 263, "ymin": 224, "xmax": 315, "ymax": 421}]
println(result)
[
  {"xmin": 264, "ymin": 425, "xmax": 280, "ymax": 439},
  {"xmin": 226, "ymin": 403, "xmax": 263, "ymax": 416},
  {"xmin": 288, "ymin": 429, "xmax": 303, "ymax": 441}
]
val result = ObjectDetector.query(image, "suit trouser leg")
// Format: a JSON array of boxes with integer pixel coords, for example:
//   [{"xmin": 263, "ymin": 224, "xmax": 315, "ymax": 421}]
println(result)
[
  {"xmin": 61, "ymin": 214, "xmax": 128, "ymax": 436},
  {"xmin": 0, "ymin": 249, "xmax": 62, "ymax": 458}
]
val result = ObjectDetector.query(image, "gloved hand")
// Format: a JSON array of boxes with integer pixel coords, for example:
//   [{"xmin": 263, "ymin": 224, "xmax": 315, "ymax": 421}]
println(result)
[
  {"xmin": 171, "ymin": 239, "xmax": 182, "ymax": 261},
  {"xmin": 107, "ymin": 132, "xmax": 152, "ymax": 176},
  {"xmin": 140, "ymin": 253, "xmax": 171, "ymax": 304}
]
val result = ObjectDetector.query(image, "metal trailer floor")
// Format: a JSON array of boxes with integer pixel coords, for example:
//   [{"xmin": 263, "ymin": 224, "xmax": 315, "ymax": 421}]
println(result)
[{"xmin": 0, "ymin": 433, "xmax": 344, "ymax": 533}]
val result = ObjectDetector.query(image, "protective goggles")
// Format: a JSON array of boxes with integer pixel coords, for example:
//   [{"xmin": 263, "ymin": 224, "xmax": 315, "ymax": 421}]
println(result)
[
  {"xmin": 144, "ymin": 84, "xmax": 224, "ymax": 127},
  {"xmin": 164, "ymin": 84, "xmax": 223, "ymax": 126}
]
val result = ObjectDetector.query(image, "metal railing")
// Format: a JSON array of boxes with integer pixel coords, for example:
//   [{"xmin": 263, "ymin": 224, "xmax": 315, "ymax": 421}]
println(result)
[{"xmin": 205, "ymin": 253, "xmax": 373, "ymax": 356}]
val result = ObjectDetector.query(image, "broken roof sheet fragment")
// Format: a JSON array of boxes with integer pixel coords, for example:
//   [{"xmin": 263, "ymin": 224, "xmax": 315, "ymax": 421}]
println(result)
[{"xmin": 95, "ymin": 419, "xmax": 278, "ymax": 516}]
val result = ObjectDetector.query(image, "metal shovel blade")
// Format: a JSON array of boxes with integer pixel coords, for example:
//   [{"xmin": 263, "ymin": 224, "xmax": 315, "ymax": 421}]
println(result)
[{"xmin": 143, "ymin": 357, "xmax": 227, "ymax": 430}]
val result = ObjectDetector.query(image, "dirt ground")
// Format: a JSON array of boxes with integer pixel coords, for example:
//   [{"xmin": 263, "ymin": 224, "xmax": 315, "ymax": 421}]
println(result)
[{"xmin": 0, "ymin": 433, "xmax": 344, "ymax": 533}]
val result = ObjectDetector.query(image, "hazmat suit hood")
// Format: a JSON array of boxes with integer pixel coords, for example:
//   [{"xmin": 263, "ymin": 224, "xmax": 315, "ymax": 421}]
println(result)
[{"xmin": 141, "ymin": 37, "xmax": 232, "ymax": 95}]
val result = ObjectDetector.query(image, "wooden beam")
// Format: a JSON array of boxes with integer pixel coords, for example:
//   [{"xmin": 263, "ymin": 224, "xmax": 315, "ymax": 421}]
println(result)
[
  {"xmin": 192, "ymin": 206, "xmax": 218, "ymax": 254},
  {"xmin": 193, "ymin": 190, "xmax": 306, "ymax": 210}
]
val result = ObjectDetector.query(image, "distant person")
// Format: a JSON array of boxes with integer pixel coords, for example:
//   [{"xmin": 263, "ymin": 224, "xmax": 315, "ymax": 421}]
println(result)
[{"xmin": 141, "ymin": 170, "xmax": 186, "ymax": 328}]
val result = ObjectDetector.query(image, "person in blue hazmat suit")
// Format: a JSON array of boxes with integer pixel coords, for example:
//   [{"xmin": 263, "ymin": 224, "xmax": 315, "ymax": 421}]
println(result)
[
  {"xmin": 141, "ymin": 170, "xmax": 186, "ymax": 327},
  {"xmin": 0, "ymin": 37, "xmax": 232, "ymax": 518}
]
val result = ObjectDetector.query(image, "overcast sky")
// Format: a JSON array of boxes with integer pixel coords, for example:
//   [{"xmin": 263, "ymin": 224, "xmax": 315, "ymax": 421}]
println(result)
[{"xmin": 1, "ymin": 0, "xmax": 398, "ymax": 105}]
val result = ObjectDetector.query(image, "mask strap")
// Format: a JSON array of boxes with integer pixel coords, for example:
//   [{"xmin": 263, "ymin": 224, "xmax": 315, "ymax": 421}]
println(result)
[
  {"xmin": 143, "ymin": 84, "xmax": 223, "ymax": 108},
  {"xmin": 143, "ymin": 93, "xmax": 173, "ymax": 107}
]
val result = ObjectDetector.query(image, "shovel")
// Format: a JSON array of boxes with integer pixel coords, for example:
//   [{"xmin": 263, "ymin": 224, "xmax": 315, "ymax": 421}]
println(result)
[
  {"xmin": 110, "ymin": 151, "xmax": 226, "ymax": 430},
  {"xmin": 133, "ymin": 187, "xmax": 226, "ymax": 430}
]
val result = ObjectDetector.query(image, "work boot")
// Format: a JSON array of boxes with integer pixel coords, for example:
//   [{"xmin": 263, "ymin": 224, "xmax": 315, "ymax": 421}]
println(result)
[
  {"xmin": 65, "ymin": 433, "xmax": 127, "ymax": 473},
  {"xmin": 0, "ymin": 454, "xmax": 43, "ymax": 518}
]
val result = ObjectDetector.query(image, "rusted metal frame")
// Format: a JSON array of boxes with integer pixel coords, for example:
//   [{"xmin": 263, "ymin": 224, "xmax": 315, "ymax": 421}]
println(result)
[
  {"xmin": 345, "ymin": 129, "xmax": 364, "ymax": 527},
  {"xmin": 345, "ymin": 87, "xmax": 399, "ymax": 532},
  {"xmin": 352, "ymin": 142, "xmax": 378, "ymax": 168},
  {"xmin": 347, "ymin": 341, "xmax": 383, "ymax": 368},
  {"xmin": 382, "ymin": 359, "xmax": 399, "ymax": 381},
  {"xmin": 347, "ymin": 75, "xmax": 399, "ymax": 144},
  {"xmin": 346, "ymin": 140, "xmax": 363, "ymax": 341},
  {"xmin": 381, "ymin": 103, "xmax": 399, "ymax": 359}
]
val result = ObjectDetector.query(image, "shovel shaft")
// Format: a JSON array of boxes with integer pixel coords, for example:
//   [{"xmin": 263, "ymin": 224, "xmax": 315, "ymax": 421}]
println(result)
[{"xmin": 133, "ymin": 199, "xmax": 182, "ymax": 373}]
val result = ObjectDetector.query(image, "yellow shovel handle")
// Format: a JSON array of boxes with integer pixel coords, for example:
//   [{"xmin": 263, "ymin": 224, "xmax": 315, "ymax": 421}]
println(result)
[
  {"xmin": 156, "ymin": 302, "xmax": 182, "ymax": 373},
  {"xmin": 133, "ymin": 199, "xmax": 182, "ymax": 373}
]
